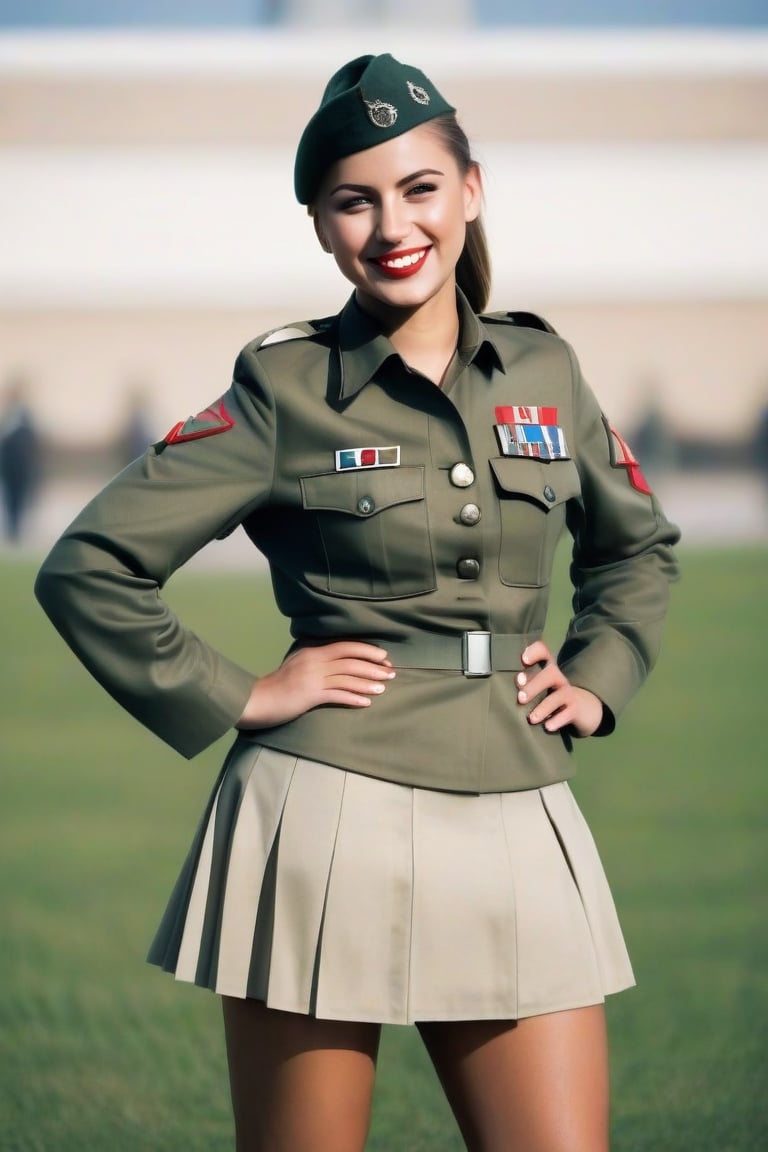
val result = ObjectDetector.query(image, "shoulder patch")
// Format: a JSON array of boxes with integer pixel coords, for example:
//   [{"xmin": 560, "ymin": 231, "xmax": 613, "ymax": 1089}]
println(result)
[
  {"xmin": 164, "ymin": 398, "xmax": 234, "ymax": 445},
  {"xmin": 482, "ymin": 310, "xmax": 558, "ymax": 335},
  {"xmin": 607, "ymin": 424, "xmax": 653, "ymax": 495}
]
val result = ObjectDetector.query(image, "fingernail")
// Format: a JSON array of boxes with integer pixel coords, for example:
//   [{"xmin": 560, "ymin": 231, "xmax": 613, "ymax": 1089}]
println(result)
[
  {"xmin": 517, "ymin": 691, "xmax": 527, "ymax": 703},
  {"xmin": 386, "ymin": 671, "xmax": 396, "ymax": 679},
  {"xmin": 517, "ymin": 672, "xmax": 527, "ymax": 687},
  {"xmin": 372, "ymin": 684, "xmax": 385, "ymax": 694}
]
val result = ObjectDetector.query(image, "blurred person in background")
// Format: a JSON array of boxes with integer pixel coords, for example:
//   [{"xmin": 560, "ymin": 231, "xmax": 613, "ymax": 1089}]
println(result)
[
  {"xmin": 754, "ymin": 391, "xmax": 768, "ymax": 505},
  {"xmin": 35, "ymin": 53, "xmax": 680, "ymax": 1152},
  {"xmin": 629, "ymin": 378, "xmax": 677, "ymax": 486},
  {"xmin": 116, "ymin": 384, "xmax": 154, "ymax": 469},
  {"xmin": 0, "ymin": 374, "xmax": 42, "ymax": 543}
]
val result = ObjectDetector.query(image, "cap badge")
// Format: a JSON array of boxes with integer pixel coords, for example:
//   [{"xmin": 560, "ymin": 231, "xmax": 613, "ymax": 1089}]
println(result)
[
  {"xmin": 364, "ymin": 98, "xmax": 398, "ymax": 128},
  {"xmin": 407, "ymin": 81, "xmax": 430, "ymax": 106}
]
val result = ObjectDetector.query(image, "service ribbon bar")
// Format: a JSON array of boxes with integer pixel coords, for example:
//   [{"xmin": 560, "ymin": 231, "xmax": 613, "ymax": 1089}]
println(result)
[
  {"xmin": 495, "ymin": 405, "xmax": 558, "ymax": 426},
  {"xmin": 495, "ymin": 422, "xmax": 570, "ymax": 460},
  {"xmin": 335, "ymin": 445, "xmax": 401, "ymax": 471}
]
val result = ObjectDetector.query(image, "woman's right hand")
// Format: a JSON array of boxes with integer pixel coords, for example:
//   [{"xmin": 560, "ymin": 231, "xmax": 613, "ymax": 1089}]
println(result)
[{"xmin": 236, "ymin": 642, "xmax": 396, "ymax": 729}]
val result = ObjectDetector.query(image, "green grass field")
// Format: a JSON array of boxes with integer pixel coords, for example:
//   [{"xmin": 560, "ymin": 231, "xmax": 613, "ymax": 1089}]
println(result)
[{"xmin": 2, "ymin": 545, "xmax": 766, "ymax": 1151}]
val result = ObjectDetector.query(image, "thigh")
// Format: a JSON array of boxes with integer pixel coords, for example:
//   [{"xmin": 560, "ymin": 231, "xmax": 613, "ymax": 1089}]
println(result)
[
  {"xmin": 222, "ymin": 996, "xmax": 381, "ymax": 1152},
  {"xmin": 418, "ymin": 1006, "xmax": 609, "ymax": 1152}
]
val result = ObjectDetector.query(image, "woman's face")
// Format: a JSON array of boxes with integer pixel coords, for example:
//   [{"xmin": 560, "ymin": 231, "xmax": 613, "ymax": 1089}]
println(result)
[{"xmin": 313, "ymin": 123, "xmax": 482, "ymax": 323}]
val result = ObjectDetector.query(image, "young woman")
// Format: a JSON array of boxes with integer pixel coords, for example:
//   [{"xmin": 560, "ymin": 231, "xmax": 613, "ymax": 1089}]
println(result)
[{"xmin": 36, "ymin": 53, "xmax": 680, "ymax": 1152}]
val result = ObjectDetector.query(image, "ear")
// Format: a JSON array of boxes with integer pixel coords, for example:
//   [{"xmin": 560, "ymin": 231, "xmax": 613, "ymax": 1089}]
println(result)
[
  {"xmin": 463, "ymin": 162, "xmax": 483, "ymax": 224},
  {"xmin": 312, "ymin": 213, "xmax": 332, "ymax": 254}
]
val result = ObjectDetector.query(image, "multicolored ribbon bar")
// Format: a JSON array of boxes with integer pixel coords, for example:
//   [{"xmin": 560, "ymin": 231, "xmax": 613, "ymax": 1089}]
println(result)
[
  {"xmin": 335, "ymin": 446, "xmax": 401, "ymax": 471},
  {"xmin": 495, "ymin": 405, "xmax": 558, "ymax": 426},
  {"xmin": 495, "ymin": 422, "xmax": 570, "ymax": 460}
]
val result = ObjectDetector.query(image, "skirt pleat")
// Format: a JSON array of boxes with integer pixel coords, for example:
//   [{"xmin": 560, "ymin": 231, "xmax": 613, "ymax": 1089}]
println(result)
[
  {"xmin": 500, "ymin": 789, "xmax": 604, "ymax": 1017},
  {"xmin": 148, "ymin": 740, "xmax": 634, "ymax": 1024},
  {"xmin": 314, "ymin": 768, "xmax": 414, "ymax": 1023},
  {"xmin": 410, "ymin": 788, "xmax": 519, "ymax": 1021},
  {"xmin": 147, "ymin": 760, "xmax": 227, "ymax": 976},
  {"xmin": 539, "ymin": 782, "xmax": 635, "ymax": 996},
  {"xmin": 263, "ymin": 758, "xmax": 347, "ymax": 1012}
]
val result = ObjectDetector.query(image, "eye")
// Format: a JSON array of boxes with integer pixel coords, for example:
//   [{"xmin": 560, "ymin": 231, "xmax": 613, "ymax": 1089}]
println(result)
[
  {"xmin": 335, "ymin": 194, "xmax": 372, "ymax": 212},
  {"xmin": 406, "ymin": 182, "xmax": 437, "ymax": 197}
]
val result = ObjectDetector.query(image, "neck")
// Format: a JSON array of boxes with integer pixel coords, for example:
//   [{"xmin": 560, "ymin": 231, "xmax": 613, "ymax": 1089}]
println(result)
[{"xmin": 355, "ymin": 283, "xmax": 460, "ymax": 385}]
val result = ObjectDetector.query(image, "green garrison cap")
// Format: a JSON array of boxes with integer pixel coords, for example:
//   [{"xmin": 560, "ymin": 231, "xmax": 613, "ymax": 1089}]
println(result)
[{"xmin": 294, "ymin": 53, "xmax": 455, "ymax": 204}]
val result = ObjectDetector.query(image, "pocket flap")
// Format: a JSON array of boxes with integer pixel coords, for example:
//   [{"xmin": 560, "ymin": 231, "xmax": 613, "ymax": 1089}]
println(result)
[
  {"xmin": 490, "ymin": 457, "xmax": 581, "ymax": 510},
  {"xmin": 301, "ymin": 466, "xmax": 425, "ymax": 516}
]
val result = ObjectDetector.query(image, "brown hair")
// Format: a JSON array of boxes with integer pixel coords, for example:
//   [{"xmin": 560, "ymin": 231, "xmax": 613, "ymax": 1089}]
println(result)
[{"xmin": 427, "ymin": 113, "xmax": 492, "ymax": 313}]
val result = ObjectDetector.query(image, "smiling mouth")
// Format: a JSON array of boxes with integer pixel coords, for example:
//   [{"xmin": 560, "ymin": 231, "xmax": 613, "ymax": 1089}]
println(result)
[{"xmin": 371, "ymin": 247, "xmax": 430, "ymax": 279}]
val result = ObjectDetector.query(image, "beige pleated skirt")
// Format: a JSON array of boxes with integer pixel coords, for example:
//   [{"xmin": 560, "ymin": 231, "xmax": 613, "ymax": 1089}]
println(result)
[{"xmin": 148, "ymin": 740, "xmax": 634, "ymax": 1024}]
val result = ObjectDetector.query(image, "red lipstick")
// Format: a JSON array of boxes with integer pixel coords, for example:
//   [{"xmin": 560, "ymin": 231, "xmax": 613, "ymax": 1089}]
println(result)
[{"xmin": 371, "ymin": 247, "xmax": 430, "ymax": 279}]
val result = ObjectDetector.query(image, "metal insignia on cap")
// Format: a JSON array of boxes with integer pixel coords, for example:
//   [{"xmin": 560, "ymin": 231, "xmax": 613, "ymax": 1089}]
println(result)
[
  {"xmin": 407, "ymin": 81, "xmax": 430, "ymax": 106},
  {"xmin": 365, "ymin": 99, "xmax": 398, "ymax": 128}
]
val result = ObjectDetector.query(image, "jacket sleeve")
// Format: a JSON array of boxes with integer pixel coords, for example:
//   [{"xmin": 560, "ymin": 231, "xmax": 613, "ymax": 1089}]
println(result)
[
  {"xmin": 557, "ymin": 343, "xmax": 681, "ymax": 733},
  {"xmin": 34, "ymin": 347, "xmax": 277, "ymax": 758}
]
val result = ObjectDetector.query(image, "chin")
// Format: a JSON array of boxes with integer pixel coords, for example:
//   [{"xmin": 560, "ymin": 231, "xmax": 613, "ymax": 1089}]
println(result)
[{"xmin": 368, "ymin": 278, "xmax": 440, "ymax": 310}]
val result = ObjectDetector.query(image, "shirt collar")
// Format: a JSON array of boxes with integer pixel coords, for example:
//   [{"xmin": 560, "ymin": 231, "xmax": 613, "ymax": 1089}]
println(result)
[{"xmin": 333, "ymin": 289, "xmax": 505, "ymax": 403}]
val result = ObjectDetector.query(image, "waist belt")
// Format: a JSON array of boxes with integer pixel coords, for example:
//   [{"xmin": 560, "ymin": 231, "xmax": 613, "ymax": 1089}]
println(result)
[{"xmin": 367, "ymin": 631, "xmax": 541, "ymax": 677}]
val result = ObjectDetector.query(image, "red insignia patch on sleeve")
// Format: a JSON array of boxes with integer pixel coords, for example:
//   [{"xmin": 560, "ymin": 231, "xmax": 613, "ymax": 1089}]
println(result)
[
  {"xmin": 164, "ymin": 398, "xmax": 234, "ymax": 445},
  {"xmin": 609, "ymin": 427, "xmax": 652, "ymax": 495}
]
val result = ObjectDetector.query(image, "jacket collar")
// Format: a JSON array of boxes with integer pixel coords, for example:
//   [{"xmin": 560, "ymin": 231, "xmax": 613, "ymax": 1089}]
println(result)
[{"xmin": 333, "ymin": 289, "xmax": 506, "ymax": 402}]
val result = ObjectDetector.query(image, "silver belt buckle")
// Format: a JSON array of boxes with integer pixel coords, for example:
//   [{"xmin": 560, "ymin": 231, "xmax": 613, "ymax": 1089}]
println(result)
[{"xmin": 462, "ymin": 630, "xmax": 492, "ymax": 677}]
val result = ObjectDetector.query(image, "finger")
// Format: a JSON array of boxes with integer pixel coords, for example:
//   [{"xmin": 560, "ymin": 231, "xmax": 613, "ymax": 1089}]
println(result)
[
  {"xmin": 323, "ymin": 674, "xmax": 390, "ymax": 697},
  {"xmin": 521, "ymin": 640, "xmax": 553, "ymax": 668},
  {"xmin": 516, "ymin": 663, "xmax": 566, "ymax": 703},
  {"xmin": 320, "ymin": 688, "xmax": 383, "ymax": 708},
  {"xmin": 526, "ymin": 688, "xmax": 571, "ymax": 726},
  {"xmin": 328, "ymin": 658, "xmax": 396, "ymax": 681},
  {"xmin": 323, "ymin": 642, "xmax": 392, "ymax": 663},
  {"xmin": 542, "ymin": 708, "xmax": 572, "ymax": 733}
]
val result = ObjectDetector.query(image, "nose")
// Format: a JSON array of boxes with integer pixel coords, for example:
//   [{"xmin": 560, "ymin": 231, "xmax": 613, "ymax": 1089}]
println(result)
[{"xmin": 375, "ymin": 197, "xmax": 410, "ymax": 246}]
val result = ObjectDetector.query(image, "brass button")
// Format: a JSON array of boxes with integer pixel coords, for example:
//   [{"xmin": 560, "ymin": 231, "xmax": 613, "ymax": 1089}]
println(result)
[
  {"xmin": 456, "ymin": 557, "xmax": 481, "ymax": 579},
  {"xmin": 543, "ymin": 485, "xmax": 556, "ymax": 503},
  {"xmin": 357, "ymin": 496, "xmax": 375, "ymax": 515},
  {"xmin": 450, "ymin": 463, "xmax": 474, "ymax": 488},
  {"xmin": 459, "ymin": 503, "xmax": 481, "ymax": 526}
]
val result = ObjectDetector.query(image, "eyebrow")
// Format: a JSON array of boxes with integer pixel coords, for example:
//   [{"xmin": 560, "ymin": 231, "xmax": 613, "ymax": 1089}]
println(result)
[{"xmin": 328, "ymin": 168, "xmax": 445, "ymax": 196}]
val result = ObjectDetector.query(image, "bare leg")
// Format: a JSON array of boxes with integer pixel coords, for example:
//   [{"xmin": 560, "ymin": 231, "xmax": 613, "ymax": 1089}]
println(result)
[
  {"xmin": 222, "ymin": 996, "xmax": 381, "ymax": 1152},
  {"xmin": 418, "ymin": 1005, "xmax": 610, "ymax": 1152}
]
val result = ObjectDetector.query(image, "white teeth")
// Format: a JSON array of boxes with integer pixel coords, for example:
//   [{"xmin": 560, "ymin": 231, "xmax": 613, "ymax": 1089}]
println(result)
[{"xmin": 382, "ymin": 249, "xmax": 425, "ymax": 269}]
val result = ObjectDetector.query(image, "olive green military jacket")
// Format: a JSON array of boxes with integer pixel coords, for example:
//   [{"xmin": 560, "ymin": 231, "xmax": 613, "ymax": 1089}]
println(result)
[{"xmin": 35, "ymin": 292, "xmax": 679, "ymax": 793}]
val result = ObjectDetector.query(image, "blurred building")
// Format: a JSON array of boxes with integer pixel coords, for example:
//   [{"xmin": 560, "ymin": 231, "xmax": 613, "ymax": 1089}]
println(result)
[
  {"xmin": 1, "ymin": 1, "xmax": 765, "ymax": 26},
  {"xmin": 0, "ymin": 24, "xmax": 766, "ymax": 458}
]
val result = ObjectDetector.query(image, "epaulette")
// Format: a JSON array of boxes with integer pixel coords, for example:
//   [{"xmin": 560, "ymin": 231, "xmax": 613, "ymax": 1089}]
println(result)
[
  {"xmin": 255, "ymin": 316, "xmax": 336, "ymax": 349},
  {"xmin": 481, "ymin": 311, "xmax": 559, "ymax": 335}
]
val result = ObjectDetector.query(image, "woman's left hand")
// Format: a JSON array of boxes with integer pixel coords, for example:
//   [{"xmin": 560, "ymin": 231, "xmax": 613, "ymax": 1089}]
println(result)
[{"xmin": 516, "ymin": 640, "xmax": 604, "ymax": 737}]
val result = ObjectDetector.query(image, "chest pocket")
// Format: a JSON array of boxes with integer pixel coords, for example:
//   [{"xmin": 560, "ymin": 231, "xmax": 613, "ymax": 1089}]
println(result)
[
  {"xmin": 491, "ymin": 458, "xmax": 581, "ymax": 588},
  {"xmin": 300, "ymin": 466, "xmax": 436, "ymax": 599}
]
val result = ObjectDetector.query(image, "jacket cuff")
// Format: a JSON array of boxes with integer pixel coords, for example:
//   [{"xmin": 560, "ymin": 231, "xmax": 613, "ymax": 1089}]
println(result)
[
  {"xmin": 558, "ymin": 625, "xmax": 660, "ymax": 735},
  {"xmin": 167, "ymin": 658, "xmax": 256, "ymax": 759}
]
